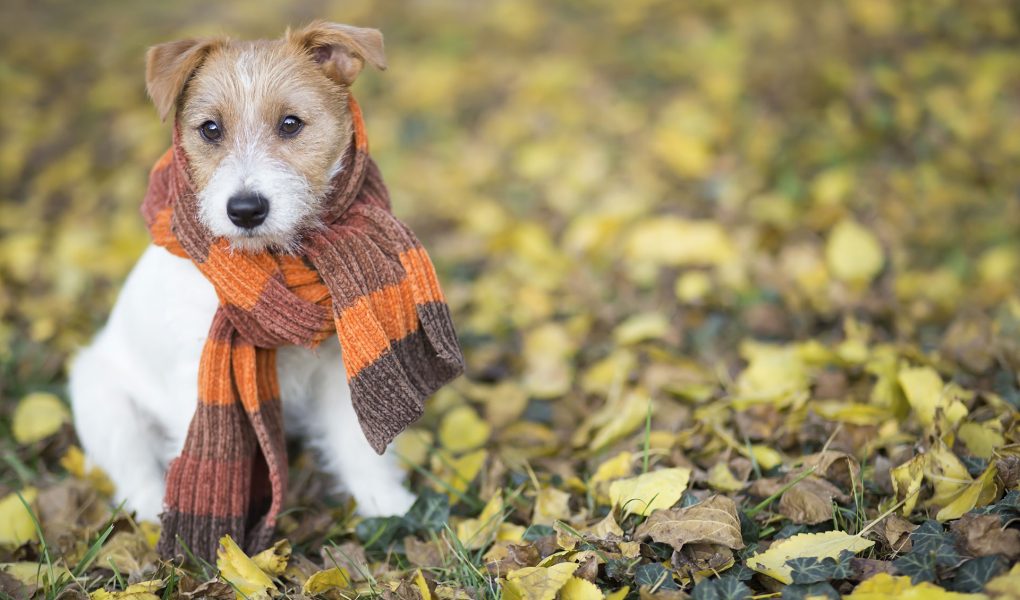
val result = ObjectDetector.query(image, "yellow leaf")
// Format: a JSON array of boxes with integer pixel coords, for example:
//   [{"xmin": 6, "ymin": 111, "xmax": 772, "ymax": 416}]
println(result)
[
  {"xmin": 748, "ymin": 445, "xmax": 784, "ymax": 470},
  {"xmin": 811, "ymin": 401, "xmax": 893, "ymax": 426},
  {"xmin": 13, "ymin": 392, "xmax": 70, "ymax": 444},
  {"xmin": 302, "ymin": 567, "xmax": 352, "ymax": 595},
  {"xmin": 432, "ymin": 449, "xmax": 487, "ymax": 503},
  {"xmin": 746, "ymin": 531, "xmax": 875, "ymax": 584},
  {"xmin": 439, "ymin": 405, "xmax": 491, "ymax": 452},
  {"xmin": 413, "ymin": 569, "xmax": 432, "ymax": 600},
  {"xmin": 585, "ymin": 513, "xmax": 624, "ymax": 539},
  {"xmin": 608, "ymin": 468, "xmax": 691, "ymax": 516},
  {"xmin": 936, "ymin": 464, "xmax": 998, "ymax": 522},
  {"xmin": 733, "ymin": 342, "xmax": 809, "ymax": 408},
  {"xmin": 60, "ymin": 446, "xmax": 115, "ymax": 497},
  {"xmin": 532, "ymin": 488, "xmax": 571, "ymax": 526},
  {"xmin": 613, "ymin": 312, "xmax": 669, "ymax": 345},
  {"xmin": 675, "ymin": 271, "xmax": 712, "ymax": 304},
  {"xmin": 0, "ymin": 488, "xmax": 38, "ymax": 548},
  {"xmin": 825, "ymin": 219, "xmax": 884, "ymax": 287},
  {"xmin": 590, "ymin": 452, "xmax": 634, "ymax": 489},
  {"xmin": 898, "ymin": 365, "xmax": 967, "ymax": 428},
  {"xmin": 252, "ymin": 539, "xmax": 290, "ymax": 576},
  {"xmin": 957, "ymin": 422, "xmax": 1004, "ymax": 460},
  {"xmin": 457, "ymin": 492, "xmax": 504, "ymax": 550},
  {"xmin": 606, "ymin": 587, "xmax": 630, "ymax": 600},
  {"xmin": 625, "ymin": 218, "xmax": 736, "ymax": 267},
  {"xmin": 925, "ymin": 440, "xmax": 973, "ymax": 510},
  {"xmin": 891, "ymin": 454, "xmax": 925, "ymax": 516},
  {"xmin": 706, "ymin": 462, "xmax": 745, "ymax": 492},
  {"xmin": 501, "ymin": 562, "xmax": 578, "ymax": 600},
  {"xmin": 560, "ymin": 577, "xmax": 604, "ymax": 600},
  {"xmin": 586, "ymin": 390, "xmax": 651, "ymax": 453},
  {"xmin": 216, "ymin": 535, "xmax": 276, "ymax": 599},
  {"xmin": 394, "ymin": 429, "xmax": 434, "ymax": 469},
  {"xmin": 523, "ymin": 323, "xmax": 576, "ymax": 398},
  {"xmin": 845, "ymin": 572, "xmax": 988, "ymax": 599}
]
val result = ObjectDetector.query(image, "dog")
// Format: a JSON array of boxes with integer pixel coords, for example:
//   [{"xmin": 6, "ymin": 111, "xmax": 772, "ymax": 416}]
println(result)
[{"xmin": 68, "ymin": 22, "xmax": 417, "ymax": 523}]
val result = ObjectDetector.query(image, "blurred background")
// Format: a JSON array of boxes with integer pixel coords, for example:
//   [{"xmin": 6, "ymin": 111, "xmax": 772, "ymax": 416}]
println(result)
[
  {"xmin": 3, "ymin": 0, "xmax": 1020, "ymax": 594},
  {"xmin": 3, "ymin": 0, "xmax": 1020, "ymax": 475}
]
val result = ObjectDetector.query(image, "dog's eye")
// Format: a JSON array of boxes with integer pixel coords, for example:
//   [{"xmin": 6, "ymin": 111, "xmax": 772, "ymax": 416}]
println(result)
[
  {"xmin": 279, "ymin": 115, "xmax": 304, "ymax": 137},
  {"xmin": 199, "ymin": 120, "xmax": 222, "ymax": 143}
]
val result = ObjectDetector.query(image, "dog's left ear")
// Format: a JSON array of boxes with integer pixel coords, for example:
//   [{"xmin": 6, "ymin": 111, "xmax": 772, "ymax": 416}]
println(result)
[{"xmin": 288, "ymin": 21, "xmax": 386, "ymax": 86}]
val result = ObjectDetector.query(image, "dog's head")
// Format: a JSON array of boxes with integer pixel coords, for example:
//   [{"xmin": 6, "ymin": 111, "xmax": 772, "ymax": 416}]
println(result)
[{"xmin": 145, "ymin": 22, "xmax": 386, "ymax": 252}]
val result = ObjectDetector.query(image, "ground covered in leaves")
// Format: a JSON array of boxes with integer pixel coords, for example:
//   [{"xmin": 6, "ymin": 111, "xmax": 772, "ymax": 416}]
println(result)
[{"xmin": 3, "ymin": 0, "xmax": 1020, "ymax": 598}]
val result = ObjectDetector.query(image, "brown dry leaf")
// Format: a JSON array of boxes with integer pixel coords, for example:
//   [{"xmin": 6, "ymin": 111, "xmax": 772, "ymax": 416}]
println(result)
[
  {"xmin": 484, "ymin": 543, "xmax": 541, "ymax": 577},
  {"xmin": 801, "ymin": 450, "xmax": 861, "ymax": 490},
  {"xmin": 778, "ymin": 475, "xmax": 849, "ymax": 525},
  {"xmin": 949, "ymin": 513, "xmax": 1020, "ymax": 560},
  {"xmin": 870, "ymin": 514, "xmax": 917, "ymax": 553},
  {"xmin": 94, "ymin": 531, "xmax": 158, "ymax": 575},
  {"xmin": 634, "ymin": 495, "xmax": 743, "ymax": 552},
  {"xmin": 321, "ymin": 541, "xmax": 371, "ymax": 581},
  {"xmin": 404, "ymin": 536, "xmax": 446, "ymax": 569}
]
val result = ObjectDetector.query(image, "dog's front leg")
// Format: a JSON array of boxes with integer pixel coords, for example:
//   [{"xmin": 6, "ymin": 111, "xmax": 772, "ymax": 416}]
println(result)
[
  {"xmin": 285, "ymin": 341, "xmax": 417, "ymax": 517},
  {"xmin": 69, "ymin": 344, "xmax": 167, "ymax": 522}
]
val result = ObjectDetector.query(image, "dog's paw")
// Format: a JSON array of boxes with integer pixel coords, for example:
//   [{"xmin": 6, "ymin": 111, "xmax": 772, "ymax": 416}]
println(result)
[{"xmin": 353, "ymin": 485, "xmax": 417, "ymax": 518}]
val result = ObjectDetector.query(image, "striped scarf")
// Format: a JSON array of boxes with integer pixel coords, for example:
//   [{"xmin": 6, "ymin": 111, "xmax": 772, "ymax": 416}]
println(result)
[{"xmin": 140, "ymin": 97, "xmax": 464, "ymax": 561}]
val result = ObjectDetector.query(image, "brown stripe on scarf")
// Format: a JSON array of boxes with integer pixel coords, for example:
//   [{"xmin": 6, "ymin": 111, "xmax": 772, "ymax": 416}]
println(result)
[{"xmin": 143, "ymin": 96, "xmax": 464, "ymax": 561}]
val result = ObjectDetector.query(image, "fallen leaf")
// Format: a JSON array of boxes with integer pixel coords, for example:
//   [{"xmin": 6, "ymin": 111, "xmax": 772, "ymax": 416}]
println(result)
[
  {"xmin": 12, "ymin": 392, "xmax": 70, "ymax": 444},
  {"xmin": 500, "ymin": 562, "xmax": 578, "ymax": 600},
  {"xmin": 634, "ymin": 495, "xmax": 743, "ymax": 552},
  {"xmin": 825, "ymin": 219, "xmax": 884, "ymax": 287},
  {"xmin": 559, "ymin": 576, "xmax": 604, "ymax": 600},
  {"xmin": 844, "ymin": 572, "xmax": 986, "ymax": 599},
  {"xmin": 746, "ymin": 531, "xmax": 875, "ymax": 584},
  {"xmin": 898, "ymin": 366, "xmax": 967, "ymax": 428},
  {"xmin": 532, "ymin": 487, "xmax": 571, "ymax": 526},
  {"xmin": 439, "ymin": 405, "xmax": 491, "ymax": 452},
  {"xmin": 456, "ymin": 491, "xmax": 504, "ymax": 550},
  {"xmin": 0, "ymin": 488, "xmax": 38, "ymax": 549},
  {"xmin": 252, "ymin": 539, "xmax": 290, "ymax": 576},
  {"xmin": 950, "ymin": 513, "xmax": 1020, "ymax": 560},
  {"xmin": 302, "ymin": 567, "xmax": 352, "ymax": 595},
  {"xmin": 779, "ymin": 475, "xmax": 849, "ymax": 525},
  {"xmin": 609, "ymin": 468, "xmax": 691, "ymax": 517},
  {"xmin": 216, "ymin": 535, "xmax": 276, "ymax": 599}
]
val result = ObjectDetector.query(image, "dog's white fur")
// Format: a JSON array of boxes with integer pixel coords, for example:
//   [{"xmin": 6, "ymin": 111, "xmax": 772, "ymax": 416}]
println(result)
[{"xmin": 68, "ymin": 24, "xmax": 416, "ymax": 523}]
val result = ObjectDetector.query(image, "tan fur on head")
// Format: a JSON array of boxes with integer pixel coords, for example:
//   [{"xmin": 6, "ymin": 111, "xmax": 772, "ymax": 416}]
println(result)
[{"xmin": 143, "ymin": 23, "xmax": 386, "ymax": 252}]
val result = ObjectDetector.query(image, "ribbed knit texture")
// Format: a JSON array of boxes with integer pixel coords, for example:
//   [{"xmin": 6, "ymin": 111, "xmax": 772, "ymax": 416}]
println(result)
[{"xmin": 141, "ymin": 97, "xmax": 464, "ymax": 562}]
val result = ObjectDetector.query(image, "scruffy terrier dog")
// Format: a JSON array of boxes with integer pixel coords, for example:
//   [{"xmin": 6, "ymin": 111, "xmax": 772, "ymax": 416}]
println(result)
[{"xmin": 68, "ymin": 22, "xmax": 417, "ymax": 522}]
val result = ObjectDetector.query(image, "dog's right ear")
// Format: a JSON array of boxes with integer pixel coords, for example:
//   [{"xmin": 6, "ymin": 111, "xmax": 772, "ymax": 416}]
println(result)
[{"xmin": 146, "ymin": 38, "xmax": 224, "ymax": 121}]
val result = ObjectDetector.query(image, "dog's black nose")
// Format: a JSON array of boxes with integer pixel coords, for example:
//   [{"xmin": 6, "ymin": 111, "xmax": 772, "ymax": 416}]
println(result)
[{"xmin": 226, "ymin": 192, "xmax": 269, "ymax": 229}]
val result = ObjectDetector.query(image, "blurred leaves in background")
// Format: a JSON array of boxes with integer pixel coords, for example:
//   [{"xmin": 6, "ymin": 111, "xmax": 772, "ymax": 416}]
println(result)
[{"xmin": 2, "ymin": 0, "xmax": 1020, "ymax": 597}]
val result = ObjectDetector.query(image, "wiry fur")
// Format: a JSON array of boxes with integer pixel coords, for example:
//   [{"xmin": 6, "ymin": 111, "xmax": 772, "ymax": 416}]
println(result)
[{"xmin": 68, "ymin": 23, "xmax": 413, "ymax": 522}]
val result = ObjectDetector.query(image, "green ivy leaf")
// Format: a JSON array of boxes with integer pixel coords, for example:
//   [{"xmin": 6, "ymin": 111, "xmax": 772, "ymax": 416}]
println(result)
[
  {"xmin": 781, "ymin": 582, "xmax": 840, "ymax": 600},
  {"xmin": 948, "ymin": 556, "xmax": 1008, "ymax": 593},
  {"xmin": 634, "ymin": 562, "xmax": 680, "ymax": 590},
  {"xmin": 787, "ymin": 549, "xmax": 854, "ymax": 584},
  {"xmin": 692, "ymin": 576, "xmax": 752, "ymax": 600}
]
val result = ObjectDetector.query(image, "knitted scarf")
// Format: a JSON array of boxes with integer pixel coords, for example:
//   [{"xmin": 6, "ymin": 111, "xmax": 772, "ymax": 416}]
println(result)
[{"xmin": 141, "ymin": 96, "xmax": 464, "ymax": 561}]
